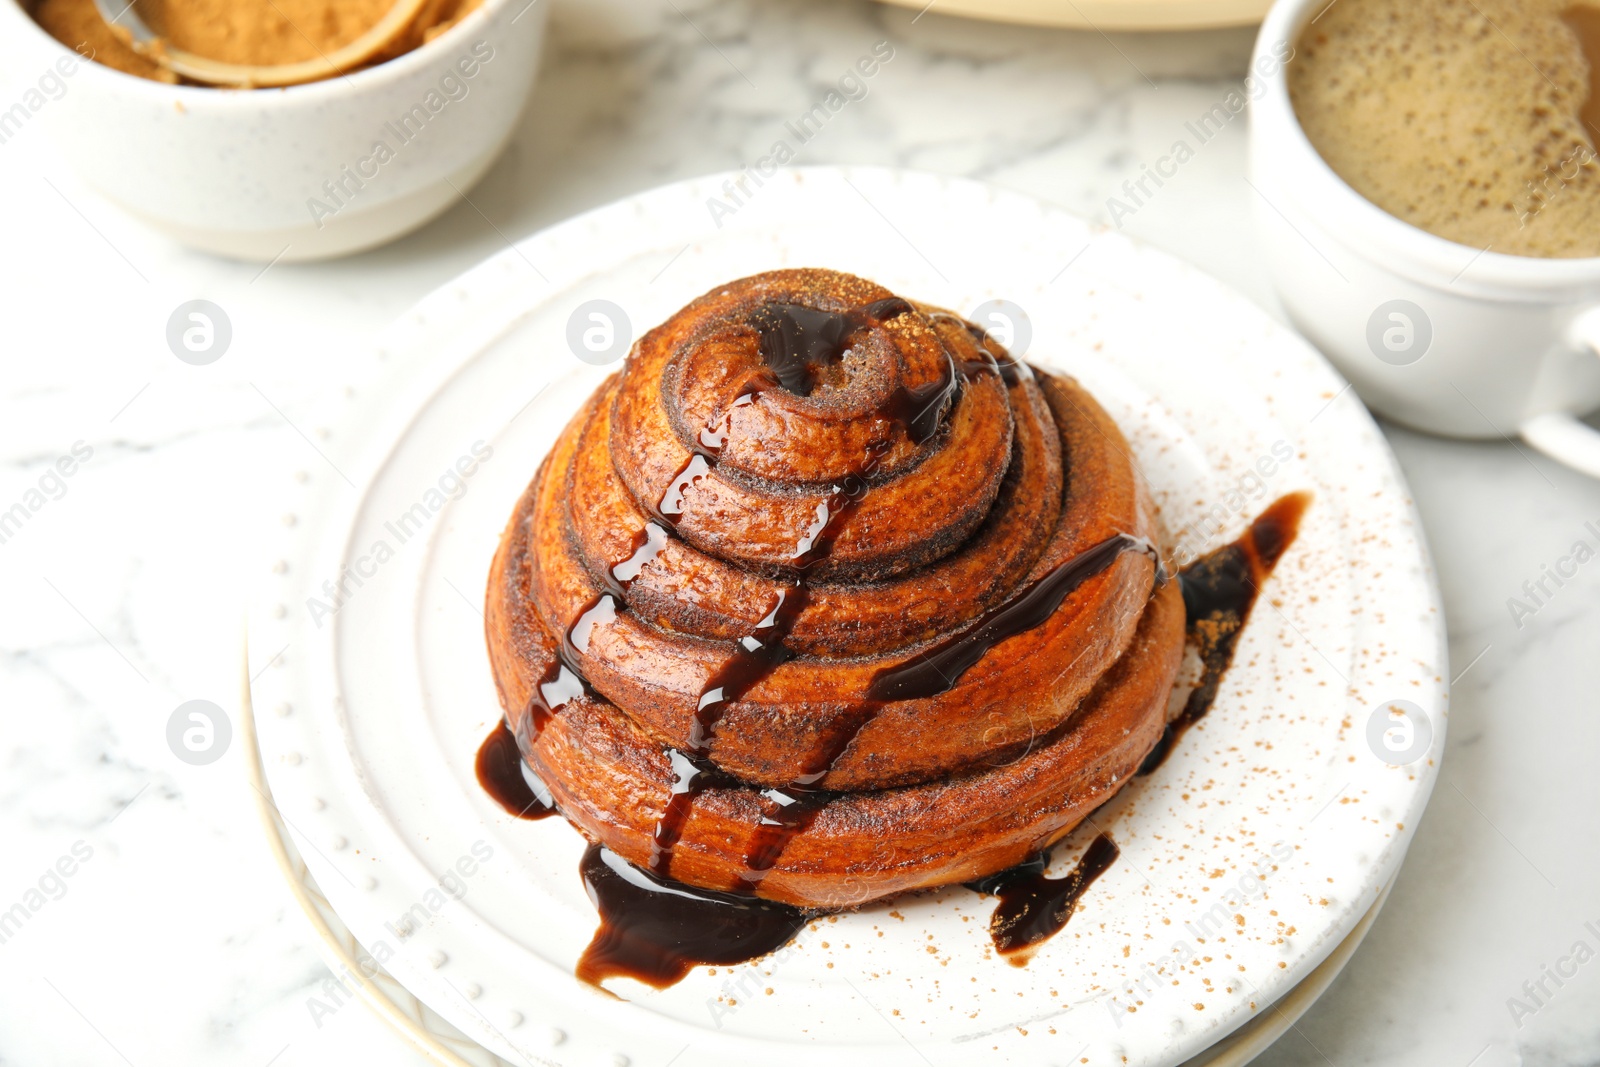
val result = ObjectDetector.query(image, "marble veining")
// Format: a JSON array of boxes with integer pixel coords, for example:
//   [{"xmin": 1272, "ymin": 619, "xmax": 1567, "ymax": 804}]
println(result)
[{"xmin": 0, "ymin": 1, "xmax": 1596, "ymax": 1065}]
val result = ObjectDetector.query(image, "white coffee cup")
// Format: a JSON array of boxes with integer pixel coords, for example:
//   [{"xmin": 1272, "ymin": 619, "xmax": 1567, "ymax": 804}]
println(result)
[{"xmin": 1249, "ymin": 0, "xmax": 1600, "ymax": 477}]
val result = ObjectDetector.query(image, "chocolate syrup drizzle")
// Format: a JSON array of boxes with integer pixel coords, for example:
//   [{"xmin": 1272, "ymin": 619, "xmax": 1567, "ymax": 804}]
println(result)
[
  {"xmin": 867, "ymin": 533, "xmax": 1164, "ymax": 703},
  {"xmin": 927, "ymin": 310, "xmax": 1030, "ymax": 387},
  {"xmin": 714, "ymin": 528, "xmax": 1162, "ymax": 890},
  {"xmin": 1137, "ymin": 490, "xmax": 1313, "ymax": 776},
  {"xmin": 645, "ymin": 295, "xmax": 974, "ymax": 880},
  {"xmin": 475, "ymin": 721, "xmax": 557, "ymax": 820},
  {"xmin": 576, "ymin": 842, "xmax": 808, "ymax": 990},
  {"xmin": 751, "ymin": 297, "xmax": 913, "ymax": 396},
  {"xmin": 514, "ymin": 518, "xmax": 678, "ymax": 758},
  {"xmin": 974, "ymin": 832, "xmax": 1121, "ymax": 962},
  {"xmin": 474, "ymin": 290, "xmax": 1312, "ymax": 990},
  {"xmin": 959, "ymin": 492, "xmax": 1311, "ymax": 967}
]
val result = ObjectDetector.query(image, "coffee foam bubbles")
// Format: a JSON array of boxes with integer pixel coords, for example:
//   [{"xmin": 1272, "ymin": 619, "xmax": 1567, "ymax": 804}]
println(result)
[{"xmin": 1290, "ymin": 0, "xmax": 1600, "ymax": 258}]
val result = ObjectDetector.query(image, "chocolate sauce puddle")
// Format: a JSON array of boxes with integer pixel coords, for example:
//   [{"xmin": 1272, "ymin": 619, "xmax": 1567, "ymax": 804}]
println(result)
[
  {"xmin": 475, "ymin": 720, "xmax": 558, "ymax": 820},
  {"xmin": 1137, "ymin": 490, "xmax": 1312, "ymax": 776},
  {"xmin": 973, "ymin": 833, "xmax": 1120, "ymax": 964},
  {"xmin": 576, "ymin": 842, "xmax": 810, "ymax": 990}
]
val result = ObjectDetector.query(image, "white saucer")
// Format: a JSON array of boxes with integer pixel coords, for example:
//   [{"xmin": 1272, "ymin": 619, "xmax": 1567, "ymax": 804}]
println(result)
[{"xmin": 248, "ymin": 166, "xmax": 1448, "ymax": 1067}]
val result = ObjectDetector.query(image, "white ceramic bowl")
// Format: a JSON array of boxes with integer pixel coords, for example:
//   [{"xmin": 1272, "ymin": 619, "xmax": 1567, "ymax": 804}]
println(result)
[
  {"xmin": 0, "ymin": 0, "xmax": 547, "ymax": 261},
  {"xmin": 1249, "ymin": 0, "xmax": 1600, "ymax": 477}
]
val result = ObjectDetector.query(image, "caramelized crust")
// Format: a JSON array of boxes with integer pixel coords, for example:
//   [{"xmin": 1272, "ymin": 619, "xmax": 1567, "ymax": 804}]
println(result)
[
  {"xmin": 524, "ymin": 582, "xmax": 1183, "ymax": 908},
  {"xmin": 484, "ymin": 268, "xmax": 1184, "ymax": 907}
]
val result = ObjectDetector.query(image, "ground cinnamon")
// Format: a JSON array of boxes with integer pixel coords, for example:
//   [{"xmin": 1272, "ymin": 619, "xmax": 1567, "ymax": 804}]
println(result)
[{"xmin": 25, "ymin": 0, "xmax": 483, "ymax": 86}]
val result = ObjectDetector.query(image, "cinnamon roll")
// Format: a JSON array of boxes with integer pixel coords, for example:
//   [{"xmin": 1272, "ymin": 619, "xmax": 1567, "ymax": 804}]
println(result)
[{"xmin": 485, "ymin": 268, "xmax": 1186, "ymax": 910}]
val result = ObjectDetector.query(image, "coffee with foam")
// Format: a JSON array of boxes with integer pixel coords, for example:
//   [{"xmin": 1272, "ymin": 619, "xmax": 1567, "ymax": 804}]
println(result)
[{"xmin": 1290, "ymin": 0, "xmax": 1600, "ymax": 258}]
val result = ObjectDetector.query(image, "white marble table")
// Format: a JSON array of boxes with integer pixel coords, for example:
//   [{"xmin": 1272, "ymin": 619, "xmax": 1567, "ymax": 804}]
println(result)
[{"xmin": 2, "ymin": 1, "xmax": 1596, "ymax": 1065}]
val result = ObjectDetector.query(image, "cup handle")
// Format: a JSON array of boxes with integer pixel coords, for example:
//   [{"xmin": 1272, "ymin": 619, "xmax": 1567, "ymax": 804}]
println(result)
[{"xmin": 1519, "ymin": 309, "xmax": 1600, "ymax": 477}]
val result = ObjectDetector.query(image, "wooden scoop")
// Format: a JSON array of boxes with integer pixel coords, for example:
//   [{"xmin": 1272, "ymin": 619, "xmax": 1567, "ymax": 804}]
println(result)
[{"xmin": 92, "ymin": 0, "xmax": 432, "ymax": 87}]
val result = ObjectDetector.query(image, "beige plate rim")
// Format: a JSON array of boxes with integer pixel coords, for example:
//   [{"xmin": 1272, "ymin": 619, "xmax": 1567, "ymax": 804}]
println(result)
[{"xmin": 873, "ymin": 0, "xmax": 1273, "ymax": 31}]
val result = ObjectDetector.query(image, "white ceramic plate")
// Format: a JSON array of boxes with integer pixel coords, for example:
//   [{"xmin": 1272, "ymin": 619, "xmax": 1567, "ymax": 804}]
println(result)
[{"xmin": 249, "ymin": 167, "xmax": 1448, "ymax": 1067}]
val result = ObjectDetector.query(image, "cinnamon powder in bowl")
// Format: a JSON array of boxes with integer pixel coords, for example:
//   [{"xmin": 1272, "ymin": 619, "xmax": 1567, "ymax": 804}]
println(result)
[{"xmin": 26, "ymin": 0, "xmax": 483, "ymax": 85}]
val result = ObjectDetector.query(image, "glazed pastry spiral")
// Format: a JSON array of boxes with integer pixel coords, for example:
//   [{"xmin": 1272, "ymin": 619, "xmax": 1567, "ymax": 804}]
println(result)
[{"xmin": 485, "ymin": 269, "xmax": 1184, "ymax": 909}]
